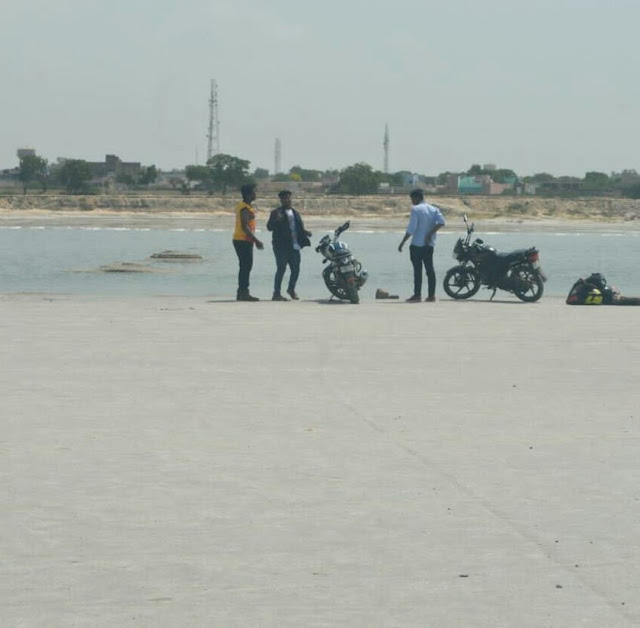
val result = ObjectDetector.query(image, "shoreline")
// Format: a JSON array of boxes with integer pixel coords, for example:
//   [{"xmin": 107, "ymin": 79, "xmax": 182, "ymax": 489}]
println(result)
[{"xmin": 2, "ymin": 208, "xmax": 640, "ymax": 233}]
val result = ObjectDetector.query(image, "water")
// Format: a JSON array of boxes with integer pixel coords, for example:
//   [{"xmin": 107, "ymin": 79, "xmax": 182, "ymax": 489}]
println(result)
[{"xmin": 1, "ymin": 226, "xmax": 639, "ymax": 298}]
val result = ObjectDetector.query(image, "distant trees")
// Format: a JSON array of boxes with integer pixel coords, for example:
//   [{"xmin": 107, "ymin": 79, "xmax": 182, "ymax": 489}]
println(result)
[
  {"xmin": 207, "ymin": 153, "xmax": 251, "ymax": 194},
  {"xmin": 436, "ymin": 171, "xmax": 456, "ymax": 185},
  {"xmin": 18, "ymin": 154, "xmax": 48, "ymax": 194},
  {"xmin": 271, "ymin": 165, "xmax": 323, "ymax": 183},
  {"xmin": 185, "ymin": 154, "xmax": 252, "ymax": 194},
  {"xmin": 623, "ymin": 183, "xmax": 640, "ymax": 199},
  {"xmin": 138, "ymin": 165, "xmax": 158, "ymax": 186},
  {"xmin": 115, "ymin": 172, "xmax": 136, "ymax": 186},
  {"xmin": 524, "ymin": 172, "xmax": 555, "ymax": 183},
  {"xmin": 582, "ymin": 171, "xmax": 610, "ymax": 190},
  {"xmin": 112, "ymin": 165, "xmax": 158, "ymax": 188},
  {"xmin": 15, "ymin": 151, "xmax": 640, "ymax": 201},
  {"xmin": 289, "ymin": 165, "xmax": 323, "ymax": 182},
  {"xmin": 56, "ymin": 159, "xmax": 92, "ymax": 194},
  {"xmin": 383, "ymin": 171, "xmax": 410, "ymax": 187},
  {"xmin": 465, "ymin": 164, "xmax": 517, "ymax": 183},
  {"xmin": 184, "ymin": 165, "xmax": 211, "ymax": 189},
  {"xmin": 336, "ymin": 163, "xmax": 382, "ymax": 195}
]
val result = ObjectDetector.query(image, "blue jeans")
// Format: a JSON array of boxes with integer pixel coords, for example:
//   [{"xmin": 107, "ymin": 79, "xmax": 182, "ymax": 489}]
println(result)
[{"xmin": 273, "ymin": 247, "xmax": 301, "ymax": 295}]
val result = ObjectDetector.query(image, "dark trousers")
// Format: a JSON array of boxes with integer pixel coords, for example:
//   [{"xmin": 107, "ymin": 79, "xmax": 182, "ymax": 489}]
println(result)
[
  {"xmin": 273, "ymin": 247, "xmax": 301, "ymax": 295},
  {"xmin": 233, "ymin": 239, "xmax": 254, "ymax": 294},
  {"xmin": 410, "ymin": 244, "xmax": 436, "ymax": 298}
]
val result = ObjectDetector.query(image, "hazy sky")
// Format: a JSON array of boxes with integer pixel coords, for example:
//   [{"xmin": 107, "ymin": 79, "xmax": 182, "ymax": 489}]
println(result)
[{"xmin": 3, "ymin": 0, "xmax": 639, "ymax": 176}]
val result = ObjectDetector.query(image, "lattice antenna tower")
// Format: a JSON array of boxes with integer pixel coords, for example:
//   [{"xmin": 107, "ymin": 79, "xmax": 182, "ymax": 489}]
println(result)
[
  {"xmin": 274, "ymin": 138, "xmax": 282, "ymax": 175},
  {"xmin": 207, "ymin": 79, "xmax": 221, "ymax": 162},
  {"xmin": 383, "ymin": 123, "xmax": 390, "ymax": 174}
]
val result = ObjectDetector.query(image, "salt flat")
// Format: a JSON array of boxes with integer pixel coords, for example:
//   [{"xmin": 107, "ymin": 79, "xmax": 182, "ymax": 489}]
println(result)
[{"xmin": 1, "ymin": 295, "xmax": 639, "ymax": 627}]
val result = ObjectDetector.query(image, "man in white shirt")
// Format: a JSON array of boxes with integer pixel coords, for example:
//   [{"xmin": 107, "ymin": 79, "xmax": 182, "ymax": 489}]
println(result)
[{"xmin": 398, "ymin": 189, "xmax": 445, "ymax": 302}]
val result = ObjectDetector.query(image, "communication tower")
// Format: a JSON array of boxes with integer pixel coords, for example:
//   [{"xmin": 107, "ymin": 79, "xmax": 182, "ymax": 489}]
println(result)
[
  {"xmin": 274, "ymin": 138, "xmax": 282, "ymax": 175},
  {"xmin": 206, "ymin": 79, "xmax": 220, "ymax": 162},
  {"xmin": 383, "ymin": 124, "xmax": 390, "ymax": 174}
]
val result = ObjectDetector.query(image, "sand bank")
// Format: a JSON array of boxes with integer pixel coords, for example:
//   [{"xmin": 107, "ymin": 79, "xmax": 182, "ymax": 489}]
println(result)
[
  {"xmin": 2, "ymin": 295, "xmax": 639, "ymax": 626},
  {"xmin": 1, "ymin": 193, "xmax": 640, "ymax": 233}
]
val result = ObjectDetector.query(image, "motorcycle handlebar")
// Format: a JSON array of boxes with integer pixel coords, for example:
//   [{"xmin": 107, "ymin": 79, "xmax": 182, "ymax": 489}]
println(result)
[{"xmin": 335, "ymin": 221, "xmax": 350, "ymax": 237}]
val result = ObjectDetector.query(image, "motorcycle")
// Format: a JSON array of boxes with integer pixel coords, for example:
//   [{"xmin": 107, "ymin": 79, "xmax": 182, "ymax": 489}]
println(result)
[
  {"xmin": 315, "ymin": 221, "xmax": 368, "ymax": 304},
  {"xmin": 443, "ymin": 215, "xmax": 546, "ymax": 302}
]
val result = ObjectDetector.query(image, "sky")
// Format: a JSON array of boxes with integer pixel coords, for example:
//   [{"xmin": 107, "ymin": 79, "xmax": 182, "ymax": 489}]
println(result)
[{"xmin": 2, "ymin": 0, "xmax": 639, "ymax": 177}]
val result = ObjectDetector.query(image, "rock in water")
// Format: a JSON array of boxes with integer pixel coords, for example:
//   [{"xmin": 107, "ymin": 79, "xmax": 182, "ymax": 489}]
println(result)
[{"xmin": 150, "ymin": 250, "xmax": 203, "ymax": 260}]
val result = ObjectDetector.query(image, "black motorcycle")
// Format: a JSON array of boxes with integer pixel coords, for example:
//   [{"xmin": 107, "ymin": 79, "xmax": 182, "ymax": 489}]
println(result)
[
  {"xmin": 443, "ymin": 216, "xmax": 546, "ymax": 302},
  {"xmin": 315, "ymin": 221, "xmax": 368, "ymax": 304}
]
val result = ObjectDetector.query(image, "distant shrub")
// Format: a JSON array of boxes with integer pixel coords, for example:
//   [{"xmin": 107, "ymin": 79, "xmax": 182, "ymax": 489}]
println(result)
[{"xmin": 623, "ymin": 183, "xmax": 640, "ymax": 199}]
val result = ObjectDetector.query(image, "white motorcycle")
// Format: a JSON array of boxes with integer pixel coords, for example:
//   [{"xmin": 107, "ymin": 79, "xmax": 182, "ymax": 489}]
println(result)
[{"xmin": 315, "ymin": 221, "xmax": 368, "ymax": 304}]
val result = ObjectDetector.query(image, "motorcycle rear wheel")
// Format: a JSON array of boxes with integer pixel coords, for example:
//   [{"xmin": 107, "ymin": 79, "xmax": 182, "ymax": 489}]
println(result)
[
  {"xmin": 443, "ymin": 266, "xmax": 481, "ymax": 300},
  {"xmin": 513, "ymin": 266, "xmax": 544, "ymax": 302},
  {"xmin": 346, "ymin": 281, "xmax": 359, "ymax": 304}
]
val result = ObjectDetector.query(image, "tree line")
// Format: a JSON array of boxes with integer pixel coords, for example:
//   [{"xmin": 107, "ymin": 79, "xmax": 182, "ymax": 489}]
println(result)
[
  {"xmin": 15, "ymin": 154, "xmax": 158, "ymax": 195},
  {"xmin": 12, "ymin": 152, "xmax": 640, "ymax": 199}
]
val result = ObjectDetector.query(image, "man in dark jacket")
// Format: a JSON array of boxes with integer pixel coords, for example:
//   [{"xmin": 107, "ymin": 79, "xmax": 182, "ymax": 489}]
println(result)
[{"xmin": 266, "ymin": 190, "xmax": 312, "ymax": 301}]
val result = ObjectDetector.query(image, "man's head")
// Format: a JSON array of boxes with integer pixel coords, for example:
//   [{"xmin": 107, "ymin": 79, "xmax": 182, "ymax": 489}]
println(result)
[
  {"xmin": 241, "ymin": 183, "xmax": 257, "ymax": 202},
  {"xmin": 409, "ymin": 188, "xmax": 424, "ymax": 204},
  {"xmin": 278, "ymin": 190, "xmax": 292, "ymax": 208}
]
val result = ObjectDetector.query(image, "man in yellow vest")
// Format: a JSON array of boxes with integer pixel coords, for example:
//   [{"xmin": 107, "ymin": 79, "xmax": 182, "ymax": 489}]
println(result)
[{"xmin": 232, "ymin": 183, "xmax": 264, "ymax": 301}]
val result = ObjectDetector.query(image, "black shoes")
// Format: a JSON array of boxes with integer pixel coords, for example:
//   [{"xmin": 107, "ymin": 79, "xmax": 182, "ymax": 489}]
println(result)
[
  {"xmin": 272, "ymin": 294, "xmax": 289, "ymax": 301},
  {"xmin": 287, "ymin": 289, "xmax": 299, "ymax": 300},
  {"xmin": 237, "ymin": 292, "xmax": 259, "ymax": 302}
]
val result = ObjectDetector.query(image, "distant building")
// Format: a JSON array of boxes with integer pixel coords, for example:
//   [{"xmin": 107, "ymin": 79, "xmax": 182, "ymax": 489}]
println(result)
[
  {"xmin": 458, "ymin": 175, "xmax": 485, "ymax": 194},
  {"xmin": 53, "ymin": 154, "xmax": 142, "ymax": 180},
  {"xmin": 17, "ymin": 148, "xmax": 36, "ymax": 160},
  {"xmin": 539, "ymin": 178, "xmax": 581, "ymax": 192},
  {"xmin": 0, "ymin": 167, "xmax": 19, "ymax": 188},
  {"xmin": 86, "ymin": 154, "xmax": 141, "ymax": 179},
  {"xmin": 454, "ymin": 174, "xmax": 513, "ymax": 195}
]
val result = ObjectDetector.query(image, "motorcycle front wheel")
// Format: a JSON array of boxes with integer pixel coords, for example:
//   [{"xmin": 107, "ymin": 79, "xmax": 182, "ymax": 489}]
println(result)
[
  {"xmin": 513, "ymin": 266, "xmax": 544, "ymax": 302},
  {"xmin": 323, "ymin": 268, "xmax": 357, "ymax": 303},
  {"xmin": 443, "ymin": 265, "xmax": 481, "ymax": 300}
]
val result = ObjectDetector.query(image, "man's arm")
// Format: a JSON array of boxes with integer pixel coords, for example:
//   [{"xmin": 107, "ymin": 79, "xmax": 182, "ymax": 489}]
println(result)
[
  {"xmin": 266, "ymin": 209, "xmax": 279, "ymax": 232},
  {"xmin": 399, "ymin": 208, "xmax": 416, "ymax": 252},
  {"xmin": 398, "ymin": 232, "xmax": 411, "ymax": 252},
  {"xmin": 295, "ymin": 210, "xmax": 312, "ymax": 237},
  {"xmin": 424, "ymin": 222, "xmax": 443, "ymax": 245}
]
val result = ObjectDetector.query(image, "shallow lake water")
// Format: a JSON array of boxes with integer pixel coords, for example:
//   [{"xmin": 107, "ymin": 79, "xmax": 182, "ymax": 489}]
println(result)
[{"xmin": 1, "ymin": 225, "xmax": 639, "ymax": 300}]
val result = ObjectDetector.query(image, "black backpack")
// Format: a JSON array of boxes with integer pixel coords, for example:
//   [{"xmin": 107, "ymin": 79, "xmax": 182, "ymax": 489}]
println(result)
[{"xmin": 566, "ymin": 273, "xmax": 614, "ymax": 305}]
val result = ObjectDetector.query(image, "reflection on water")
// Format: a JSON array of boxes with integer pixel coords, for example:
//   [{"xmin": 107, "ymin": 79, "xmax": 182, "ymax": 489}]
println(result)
[{"xmin": 0, "ymin": 226, "xmax": 639, "ymax": 298}]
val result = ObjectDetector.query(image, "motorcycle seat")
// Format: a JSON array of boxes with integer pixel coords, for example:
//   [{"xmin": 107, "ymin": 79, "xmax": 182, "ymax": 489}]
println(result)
[{"xmin": 495, "ymin": 248, "xmax": 529, "ymax": 261}]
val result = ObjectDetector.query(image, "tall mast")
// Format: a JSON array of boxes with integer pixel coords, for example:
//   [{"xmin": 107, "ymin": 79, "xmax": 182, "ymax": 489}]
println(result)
[
  {"xmin": 274, "ymin": 138, "xmax": 282, "ymax": 175},
  {"xmin": 383, "ymin": 123, "xmax": 390, "ymax": 174},
  {"xmin": 207, "ymin": 79, "xmax": 220, "ymax": 162}
]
